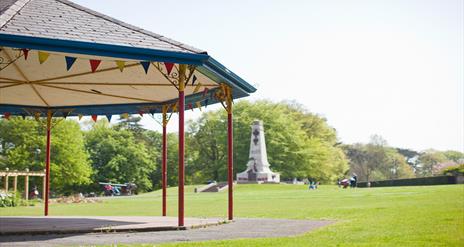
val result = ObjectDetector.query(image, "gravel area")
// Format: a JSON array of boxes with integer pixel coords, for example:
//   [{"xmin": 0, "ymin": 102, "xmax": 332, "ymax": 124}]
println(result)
[{"xmin": 0, "ymin": 218, "xmax": 334, "ymax": 246}]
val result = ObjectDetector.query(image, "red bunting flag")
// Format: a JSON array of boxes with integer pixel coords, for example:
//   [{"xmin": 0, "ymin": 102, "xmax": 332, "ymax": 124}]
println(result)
[
  {"xmin": 89, "ymin": 59, "xmax": 101, "ymax": 73},
  {"xmin": 91, "ymin": 115, "xmax": 98, "ymax": 122},
  {"xmin": 22, "ymin": 49, "xmax": 29, "ymax": 60},
  {"xmin": 4, "ymin": 112, "xmax": 10, "ymax": 120},
  {"xmin": 138, "ymin": 111, "xmax": 144, "ymax": 117},
  {"xmin": 164, "ymin": 62, "xmax": 174, "ymax": 75},
  {"xmin": 202, "ymin": 87, "xmax": 209, "ymax": 97},
  {"xmin": 188, "ymin": 103, "xmax": 193, "ymax": 111}
]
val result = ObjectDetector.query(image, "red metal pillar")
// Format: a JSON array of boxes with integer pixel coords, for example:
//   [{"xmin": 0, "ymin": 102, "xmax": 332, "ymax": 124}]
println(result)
[
  {"xmin": 162, "ymin": 111, "xmax": 167, "ymax": 217},
  {"xmin": 44, "ymin": 110, "xmax": 52, "ymax": 216},
  {"xmin": 227, "ymin": 105, "xmax": 234, "ymax": 220},
  {"xmin": 178, "ymin": 65, "xmax": 186, "ymax": 227}
]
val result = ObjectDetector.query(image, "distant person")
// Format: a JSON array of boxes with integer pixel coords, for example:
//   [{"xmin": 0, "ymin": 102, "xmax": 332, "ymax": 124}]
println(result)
[{"xmin": 350, "ymin": 174, "xmax": 358, "ymax": 188}]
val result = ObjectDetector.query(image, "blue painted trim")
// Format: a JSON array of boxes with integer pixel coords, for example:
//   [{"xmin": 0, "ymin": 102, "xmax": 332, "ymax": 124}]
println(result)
[
  {"xmin": 0, "ymin": 33, "xmax": 208, "ymax": 65},
  {"xmin": 204, "ymin": 57, "xmax": 257, "ymax": 93}
]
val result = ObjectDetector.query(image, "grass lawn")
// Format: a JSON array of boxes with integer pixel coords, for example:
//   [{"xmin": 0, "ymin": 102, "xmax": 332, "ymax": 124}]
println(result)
[{"xmin": 1, "ymin": 184, "xmax": 463, "ymax": 246}]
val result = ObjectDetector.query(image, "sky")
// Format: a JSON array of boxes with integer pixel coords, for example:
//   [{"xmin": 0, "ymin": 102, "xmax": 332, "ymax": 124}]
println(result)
[{"xmin": 74, "ymin": 0, "xmax": 463, "ymax": 152}]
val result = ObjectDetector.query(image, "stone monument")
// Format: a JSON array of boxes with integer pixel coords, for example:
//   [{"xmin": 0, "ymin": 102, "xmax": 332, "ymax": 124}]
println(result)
[{"xmin": 237, "ymin": 120, "xmax": 280, "ymax": 183}]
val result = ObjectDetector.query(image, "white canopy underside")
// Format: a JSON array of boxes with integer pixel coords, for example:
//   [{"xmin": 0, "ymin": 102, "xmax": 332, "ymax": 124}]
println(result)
[{"xmin": 0, "ymin": 47, "xmax": 219, "ymax": 108}]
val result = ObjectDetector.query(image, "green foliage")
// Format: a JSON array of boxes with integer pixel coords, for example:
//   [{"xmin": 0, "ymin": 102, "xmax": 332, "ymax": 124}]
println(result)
[
  {"xmin": 442, "ymin": 164, "xmax": 464, "ymax": 176},
  {"xmin": 187, "ymin": 100, "xmax": 348, "ymax": 182},
  {"xmin": 84, "ymin": 121, "xmax": 157, "ymax": 192},
  {"xmin": 344, "ymin": 136, "xmax": 415, "ymax": 182},
  {"xmin": 0, "ymin": 118, "xmax": 92, "ymax": 194},
  {"xmin": 417, "ymin": 150, "xmax": 448, "ymax": 177}
]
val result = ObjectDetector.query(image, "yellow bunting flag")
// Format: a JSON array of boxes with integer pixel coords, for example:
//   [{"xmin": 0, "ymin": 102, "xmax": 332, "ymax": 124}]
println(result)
[
  {"xmin": 38, "ymin": 51, "xmax": 50, "ymax": 64},
  {"xmin": 121, "ymin": 113, "xmax": 129, "ymax": 119},
  {"xmin": 195, "ymin": 101, "xmax": 202, "ymax": 111},
  {"xmin": 78, "ymin": 114, "xmax": 83, "ymax": 121},
  {"xmin": 34, "ymin": 112, "xmax": 41, "ymax": 121},
  {"xmin": 193, "ymin": 83, "xmax": 202, "ymax": 93},
  {"xmin": 172, "ymin": 102, "xmax": 178, "ymax": 113},
  {"xmin": 116, "ymin": 60, "xmax": 125, "ymax": 72}
]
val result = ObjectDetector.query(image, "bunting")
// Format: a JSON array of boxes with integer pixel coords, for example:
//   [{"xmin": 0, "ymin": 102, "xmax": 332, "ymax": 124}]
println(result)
[
  {"xmin": 62, "ymin": 111, "xmax": 70, "ymax": 119},
  {"xmin": 164, "ymin": 62, "xmax": 174, "ymax": 75},
  {"xmin": 65, "ymin": 56, "xmax": 77, "ymax": 71},
  {"xmin": 91, "ymin": 115, "xmax": 98, "ymax": 122},
  {"xmin": 4, "ymin": 112, "xmax": 10, "ymax": 120},
  {"xmin": 205, "ymin": 99, "xmax": 209, "ymax": 108},
  {"xmin": 202, "ymin": 87, "xmax": 209, "ymax": 97},
  {"xmin": 34, "ymin": 112, "xmax": 40, "ymax": 121},
  {"xmin": 20, "ymin": 114, "xmax": 26, "ymax": 120},
  {"xmin": 116, "ymin": 60, "xmax": 125, "ymax": 72},
  {"xmin": 188, "ymin": 103, "xmax": 193, "ymax": 111},
  {"xmin": 138, "ymin": 111, "xmax": 144, "ymax": 117},
  {"xmin": 140, "ymin": 61, "xmax": 150, "ymax": 74},
  {"xmin": 192, "ymin": 75, "xmax": 197, "ymax": 85},
  {"xmin": 172, "ymin": 102, "xmax": 178, "ymax": 113},
  {"xmin": 38, "ymin": 51, "xmax": 50, "ymax": 64},
  {"xmin": 106, "ymin": 115, "xmax": 112, "ymax": 122},
  {"xmin": 195, "ymin": 102, "xmax": 202, "ymax": 111},
  {"xmin": 121, "ymin": 113, "xmax": 129, "ymax": 119},
  {"xmin": 193, "ymin": 83, "xmax": 202, "ymax": 93},
  {"xmin": 22, "ymin": 49, "xmax": 29, "ymax": 60},
  {"xmin": 78, "ymin": 114, "xmax": 83, "ymax": 121},
  {"xmin": 89, "ymin": 59, "xmax": 101, "ymax": 73}
]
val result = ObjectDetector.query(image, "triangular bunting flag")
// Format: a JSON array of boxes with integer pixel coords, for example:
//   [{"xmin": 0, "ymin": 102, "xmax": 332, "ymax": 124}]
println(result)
[
  {"xmin": 91, "ymin": 115, "xmax": 98, "ymax": 122},
  {"xmin": 21, "ymin": 114, "xmax": 26, "ymax": 120},
  {"xmin": 164, "ymin": 62, "xmax": 174, "ymax": 75},
  {"xmin": 22, "ymin": 49, "xmax": 29, "ymax": 60},
  {"xmin": 78, "ymin": 114, "xmax": 83, "ymax": 121},
  {"xmin": 172, "ymin": 103, "xmax": 178, "ymax": 113},
  {"xmin": 188, "ymin": 103, "xmax": 193, "ymax": 111},
  {"xmin": 34, "ymin": 112, "xmax": 41, "ymax": 121},
  {"xmin": 38, "ymin": 51, "xmax": 50, "ymax": 64},
  {"xmin": 121, "ymin": 113, "xmax": 129, "ymax": 119},
  {"xmin": 202, "ymin": 87, "xmax": 209, "ymax": 97},
  {"xmin": 4, "ymin": 112, "xmax": 10, "ymax": 120},
  {"xmin": 116, "ymin": 60, "xmax": 125, "ymax": 72},
  {"xmin": 62, "ymin": 111, "xmax": 70, "ymax": 119},
  {"xmin": 192, "ymin": 75, "xmax": 197, "ymax": 85},
  {"xmin": 138, "ymin": 111, "xmax": 144, "ymax": 117},
  {"xmin": 193, "ymin": 83, "xmax": 202, "ymax": 93},
  {"xmin": 65, "ymin": 56, "xmax": 77, "ymax": 71},
  {"xmin": 205, "ymin": 99, "xmax": 209, "ymax": 108},
  {"xmin": 140, "ymin": 61, "xmax": 150, "ymax": 74},
  {"xmin": 106, "ymin": 115, "xmax": 112, "ymax": 122},
  {"xmin": 195, "ymin": 102, "xmax": 202, "ymax": 111},
  {"xmin": 89, "ymin": 59, "xmax": 101, "ymax": 73}
]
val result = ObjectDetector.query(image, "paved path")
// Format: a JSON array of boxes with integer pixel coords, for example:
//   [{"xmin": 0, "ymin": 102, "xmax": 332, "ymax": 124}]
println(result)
[
  {"xmin": 0, "ymin": 218, "xmax": 333, "ymax": 246},
  {"xmin": 0, "ymin": 216, "xmax": 221, "ymax": 234}
]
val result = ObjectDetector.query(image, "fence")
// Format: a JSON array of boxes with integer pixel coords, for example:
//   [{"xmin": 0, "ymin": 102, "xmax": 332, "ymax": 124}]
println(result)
[{"xmin": 357, "ymin": 175, "xmax": 464, "ymax": 188}]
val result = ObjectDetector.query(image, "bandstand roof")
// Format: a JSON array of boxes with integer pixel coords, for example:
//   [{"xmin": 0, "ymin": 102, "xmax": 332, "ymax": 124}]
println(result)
[{"xmin": 0, "ymin": 0, "xmax": 256, "ymax": 117}]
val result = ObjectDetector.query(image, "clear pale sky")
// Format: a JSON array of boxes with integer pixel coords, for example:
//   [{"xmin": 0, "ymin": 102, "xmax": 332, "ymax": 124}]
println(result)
[{"xmin": 74, "ymin": 0, "xmax": 463, "ymax": 152}]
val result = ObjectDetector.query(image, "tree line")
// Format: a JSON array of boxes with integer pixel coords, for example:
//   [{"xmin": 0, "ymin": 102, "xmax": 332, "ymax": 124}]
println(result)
[{"xmin": 0, "ymin": 100, "xmax": 462, "ymax": 194}]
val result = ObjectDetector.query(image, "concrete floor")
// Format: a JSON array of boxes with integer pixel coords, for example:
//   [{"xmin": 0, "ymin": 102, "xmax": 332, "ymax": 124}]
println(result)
[
  {"xmin": 0, "ymin": 217, "xmax": 334, "ymax": 246},
  {"xmin": 0, "ymin": 216, "xmax": 222, "ymax": 234}
]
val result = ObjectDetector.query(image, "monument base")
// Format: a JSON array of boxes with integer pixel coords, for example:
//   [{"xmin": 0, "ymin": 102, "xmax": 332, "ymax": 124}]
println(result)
[{"xmin": 236, "ymin": 169, "xmax": 280, "ymax": 184}]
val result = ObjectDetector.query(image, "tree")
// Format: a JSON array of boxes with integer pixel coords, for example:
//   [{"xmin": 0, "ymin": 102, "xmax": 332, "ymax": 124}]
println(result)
[
  {"xmin": 417, "ymin": 150, "xmax": 448, "ymax": 177},
  {"xmin": 344, "ymin": 135, "xmax": 413, "ymax": 182},
  {"xmin": 187, "ymin": 100, "xmax": 348, "ymax": 182},
  {"xmin": 0, "ymin": 118, "xmax": 92, "ymax": 193},
  {"xmin": 85, "ymin": 120, "xmax": 157, "ymax": 192}
]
